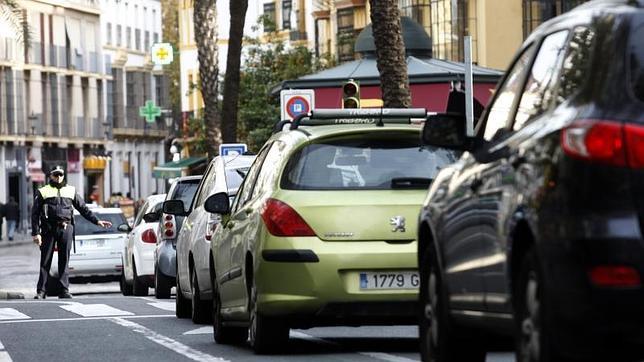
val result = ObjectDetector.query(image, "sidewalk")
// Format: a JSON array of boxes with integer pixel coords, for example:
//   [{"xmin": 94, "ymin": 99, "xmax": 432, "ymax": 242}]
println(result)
[{"xmin": 0, "ymin": 232, "xmax": 32, "ymax": 248}]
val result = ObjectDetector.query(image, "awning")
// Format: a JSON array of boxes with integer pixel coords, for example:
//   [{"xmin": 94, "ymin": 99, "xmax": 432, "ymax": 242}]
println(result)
[{"xmin": 152, "ymin": 156, "xmax": 207, "ymax": 178}]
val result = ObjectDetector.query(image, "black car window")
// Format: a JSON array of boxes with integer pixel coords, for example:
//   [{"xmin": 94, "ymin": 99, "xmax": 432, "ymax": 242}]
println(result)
[
  {"xmin": 252, "ymin": 141, "xmax": 286, "ymax": 198},
  {"xmin": 75, "ymin": 213, "xmax": 128, "ymax": 235},
  {"xmin": 173, "ymin": 179, "xmax": 200, "ymax": 212},
  {"xmin": 235, "ymin": 143, "xmax": 272, "ymax": 210},
  {"xmin": 133, "ymin": 201, "xmax": 148, "ymax": 226},
  {"xmin": 555, "ymin": 26, "xmax": 596, "ymax": 105},
  {"xmin": 514, "ymin": 30, "xmax": 569, "ymax": 130},
  {"xmin": 281, "ymin": 133, "xmax": 459, "ymax": 190},
  {"xmin": 482, "ymin": 43, "xmax": 537, "ymax": 141},
  {"xmin": 195, "ymin": 162, "xmax": 217, "ymax": 207},
  {"xmin": 630, "ymin": 18, "xmax": 644, "ymax": 103}
]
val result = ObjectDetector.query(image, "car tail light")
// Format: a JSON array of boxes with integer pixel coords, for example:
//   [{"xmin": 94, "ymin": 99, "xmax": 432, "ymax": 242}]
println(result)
[
  {"xmin": 589, "ymin": 265, "xmax": 641, "ymax": 288},
  {"xmin": 141, "ymin": 229, "xmax": 157, "ymax": 244},
  {"xmin": 561, "ymin": 120, "xmax": 644, "ymax": 168},
  {"xmin": 162, "ymin": 213, "xmax": 175, "ymax": 239},
  {"xmin": 261, "ymin": 198, "xmax": 315, "ymax": 237}
]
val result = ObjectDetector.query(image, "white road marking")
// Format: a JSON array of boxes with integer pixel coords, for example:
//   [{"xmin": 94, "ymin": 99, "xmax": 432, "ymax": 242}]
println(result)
[
  {"xmin": 0, "ymin": 339, "xmax": 13, "ymax": 362},
  {"xmin": 290, "ymin": 331, "xmax": 420, "ymax": 362},
  {"xmin": 60, "ymin": 303, "xmax": 134, "ymax": 317},
  {"xmin": 147, "ymin": 301, "xmax": 175, "ymax": 312},
  {"xmin": 110, "ymin": 318, "xmax": 228, "ymax": 362},
  {"xmin": 0, "ymin": 309, "xmax": 30, "ymax": 321},
  {"xmin": 183, "ymin": 326, "xmax": 213, "ymax": 335},
  {"xmin": 0, "ymin": 314, "xmax": 173, "ymax": 324}
]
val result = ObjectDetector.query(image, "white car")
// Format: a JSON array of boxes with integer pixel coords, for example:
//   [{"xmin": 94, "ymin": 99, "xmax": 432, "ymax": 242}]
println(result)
[
  {"xmin": 119, "ymin": 194, "xmax": 166, "ymax": 296},
  {"xmin": 165, "ymin": 155, "xmax": 255, "ymax": 323},
  {"xmin": 48, "ymin": 208, "xmax": 129, "ymax": 294}
]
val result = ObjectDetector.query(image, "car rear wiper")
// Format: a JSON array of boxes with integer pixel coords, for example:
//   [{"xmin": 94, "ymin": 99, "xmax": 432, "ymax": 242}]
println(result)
[
  {"xmin": 235, "ymin": 169, "xmax": 247, "ymax": 178},
  {"xmin": 390, "ymin": 177, "xmax": 433, "ymax": 189},
  {"xmin": 92, "ymin": 230, "xmax": 115, "ymax": 234}
]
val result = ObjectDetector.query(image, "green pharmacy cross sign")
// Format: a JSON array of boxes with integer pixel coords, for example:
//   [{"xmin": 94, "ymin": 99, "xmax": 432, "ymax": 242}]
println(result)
[{"xmin": 139, "ymin": 100, "xmax": 161, "ymax": 123}]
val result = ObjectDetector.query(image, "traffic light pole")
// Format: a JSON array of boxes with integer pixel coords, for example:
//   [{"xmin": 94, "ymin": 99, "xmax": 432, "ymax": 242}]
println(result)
[{"xmin": 464, "ymin": 36, "xmax": 474, "ymax": 137}]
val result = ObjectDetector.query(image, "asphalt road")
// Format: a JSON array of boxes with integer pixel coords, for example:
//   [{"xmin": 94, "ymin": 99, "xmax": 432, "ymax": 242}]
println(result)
[{"xmin": 0, "ymin": 244, "xmax": 515, "ymax": 362}]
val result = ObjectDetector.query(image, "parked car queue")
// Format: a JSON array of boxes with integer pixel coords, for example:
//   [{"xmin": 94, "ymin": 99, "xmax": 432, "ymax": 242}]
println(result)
[{"xmin": 116, "ymin": 1, "xmax": 644, "ymax": 361}]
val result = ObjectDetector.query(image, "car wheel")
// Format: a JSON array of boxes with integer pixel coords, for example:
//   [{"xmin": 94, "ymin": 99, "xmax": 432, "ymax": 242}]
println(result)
[
  {"xmin": 190, "ymin": 268, "xmax": 211, "ymax": 324},
  {"xmin": 515, "ymin": 247, "xmax": 569, "ymax": 362},
  {"xmin": 419, "ymin": 247, "xmax": 485, "ymax": 362},
  {"xmin": 248, "ymin": 281, "xmax": 289, "ymax": 354},
  {"xmin": 212, "ymin": 274, "xmax": 247, "ymax": 344},
  {"xmin": 120, "ymin": 270, "xmax": 133, "ymax": 296},
  {"xmin": 175, "ymin": 272, "xmax": 191, "ymax": 318},
  {"xmin": 154, "ymin": 265, "xmax": 172, "ymax": 299},
  {"xmin": 132, "ymin": 260, "xmax": 149, "ymax": 296}
]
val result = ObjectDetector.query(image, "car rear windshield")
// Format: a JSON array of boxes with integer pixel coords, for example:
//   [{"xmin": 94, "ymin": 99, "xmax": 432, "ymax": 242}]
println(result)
[
  {"xmin": 172, "ymin": 181, "xmax": 200, "ymax": 211},
  {"xmin": 74, "ymin": 213, "xmax": 127, "ymax": 235},
  {"xmin": 630, "ymin": 16, "xmax": 644, "ymax": 102},
  {"xmin": 281, "ymin": 132, "xmax": 459, "ymax": 190},
  {"xmin": 226, "ymin": 167, "xmax": 250, "ymax": 192}
]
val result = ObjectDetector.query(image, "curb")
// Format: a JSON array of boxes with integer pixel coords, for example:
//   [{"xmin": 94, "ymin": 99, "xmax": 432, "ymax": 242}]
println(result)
[{"xmin": 0, "ymin": 290, "xmax": 25, "ymax": 300}]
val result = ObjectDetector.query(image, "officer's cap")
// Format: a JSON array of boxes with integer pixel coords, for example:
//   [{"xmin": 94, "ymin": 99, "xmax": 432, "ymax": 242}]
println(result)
[{"xmin": 49, "ymin": 165, "xmax": 65, "ymax": 176}]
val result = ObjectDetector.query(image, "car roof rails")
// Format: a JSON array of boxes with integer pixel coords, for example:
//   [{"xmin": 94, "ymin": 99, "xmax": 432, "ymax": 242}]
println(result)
[{"xmin": 288, "ymin": 108, "xmax": 430, "ymax": 131}]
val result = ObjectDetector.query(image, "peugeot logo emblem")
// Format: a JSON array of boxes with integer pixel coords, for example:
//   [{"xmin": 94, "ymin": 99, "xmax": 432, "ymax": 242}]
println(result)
[{"xmin": 390, "ymin": 216, "xmax": 406, "ymax": 232}]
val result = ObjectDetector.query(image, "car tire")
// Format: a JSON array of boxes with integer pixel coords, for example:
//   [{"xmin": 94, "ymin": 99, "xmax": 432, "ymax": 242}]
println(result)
[
  {"xmin": 249, "ymin": 281, "xmax": 289, "ymax": 354},
  {"xmin": 175, "ymin": 273, "xmax": 191, "ymax": 318},
  {"xmin": 120, "ymin": 270, "xmax": 133, "ymax": 296},
  {"xmin": 154, "ymin": 265, "xmax": 172, "ymax": 299},
  {"xmin": 190, "ymin": 268, "xmax": 211, "ymax": 324},
  {"xmin": 132, "ymin": 261, "xmax": 149, "ymax": 296},
  {"xmin": 515, "ymin": 247, "xmax": 571, "ymax": 362},
  {"xmin": 212, "ymin": 274, "xmax": 247, "ymax": 344},
  {"xmin": 419, "ymin": 247, "xmax": 485, "ymax": 362}
]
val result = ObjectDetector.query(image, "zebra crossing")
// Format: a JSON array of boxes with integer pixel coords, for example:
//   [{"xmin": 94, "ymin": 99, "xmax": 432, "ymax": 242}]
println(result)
[{"xmin": 0, "ymin": 298, "xmax": 175, "ymax": 322}]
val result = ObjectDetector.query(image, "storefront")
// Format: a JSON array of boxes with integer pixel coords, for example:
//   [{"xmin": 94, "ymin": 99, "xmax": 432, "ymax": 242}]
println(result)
[{"xmin": 83, "ymin": 155, "xmax": 108, "ymax": 206}]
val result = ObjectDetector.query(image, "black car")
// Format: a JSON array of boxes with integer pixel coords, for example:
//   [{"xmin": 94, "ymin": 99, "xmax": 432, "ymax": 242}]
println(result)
[{"xmin": 417, "ymin": 1, "xmax": 644, "ymax": 361}]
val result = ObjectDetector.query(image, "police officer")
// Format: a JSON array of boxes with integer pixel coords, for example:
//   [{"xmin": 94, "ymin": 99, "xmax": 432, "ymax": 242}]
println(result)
[{"xmin": 32, "ymin": 165, "xmax": 112, "ymax": 299}]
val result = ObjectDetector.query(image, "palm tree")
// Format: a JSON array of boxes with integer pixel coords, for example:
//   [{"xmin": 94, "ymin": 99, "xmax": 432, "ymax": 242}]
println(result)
[
  {"xmin": 0, "ymin": 0, "xmax": 30, "ymax": 45},
  {"xmin": 193, "ymin": 0, "xmax": 220, "ymax": 156},
  {"xmin": 369, "ymin": 0, "xmax": 410, "ymax": 108},
  {"xmin": 221, "ymin": 0, "xmax": 248, "ymax": 143}
]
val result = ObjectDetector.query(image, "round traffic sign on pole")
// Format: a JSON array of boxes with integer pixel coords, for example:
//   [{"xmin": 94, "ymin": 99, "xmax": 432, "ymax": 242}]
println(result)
[{"xmin": 286, "ymin": 96, "xmax": 310, "ymax": 119}]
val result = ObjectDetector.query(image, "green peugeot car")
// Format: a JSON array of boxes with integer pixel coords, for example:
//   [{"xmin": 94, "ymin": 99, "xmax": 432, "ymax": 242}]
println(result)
[{"xmin": 205, "ymin": 109, "xmax": 459, "ymax": 353}]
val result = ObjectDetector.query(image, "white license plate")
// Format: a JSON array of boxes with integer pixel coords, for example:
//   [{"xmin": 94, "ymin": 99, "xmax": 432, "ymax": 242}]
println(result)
[
  {"xmin": 359, "ymin": 271, "xmax": 420, "ymax": 290},
  {"xmin": 80, "ymin": 240, "xmax": 105, "ymax": 248}
]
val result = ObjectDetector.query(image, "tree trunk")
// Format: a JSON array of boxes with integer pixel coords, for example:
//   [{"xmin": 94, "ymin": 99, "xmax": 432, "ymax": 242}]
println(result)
[
  {"xmin": 221, "ymin": 0, "xmax": 248, "ymax": 144},
  {"xmin": 193, "ymin": 0, "xmax": 220, "ymax": 156},
  {"xmin": 368, "ymin": 0, "xmax": 411, "ymax": 108}
]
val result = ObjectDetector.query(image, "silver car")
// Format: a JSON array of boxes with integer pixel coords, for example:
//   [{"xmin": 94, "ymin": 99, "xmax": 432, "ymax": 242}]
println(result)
[
  {"xmin": 154, "ymin": 176, "xmax": 202, "ymax": 299},
  {"xmin": 165, "ymin": 154, "xmax": 255, "ymax": 323}
]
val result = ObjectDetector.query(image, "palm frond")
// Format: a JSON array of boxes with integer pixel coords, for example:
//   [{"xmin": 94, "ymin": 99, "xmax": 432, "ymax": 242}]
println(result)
[{"xmin": 0, "ymin": 0, "xmax": 31, "ymax": 46}]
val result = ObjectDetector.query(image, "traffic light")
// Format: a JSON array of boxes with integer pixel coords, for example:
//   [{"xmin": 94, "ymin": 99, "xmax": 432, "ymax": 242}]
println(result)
[{"xmin": 342, "ymin": 79, "xmax": 360, "ymax": 109}]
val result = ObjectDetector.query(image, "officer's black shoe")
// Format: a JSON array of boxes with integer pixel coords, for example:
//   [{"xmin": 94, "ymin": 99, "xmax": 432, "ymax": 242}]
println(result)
[
  {"xmin": 58, "ymin": 291, "xmax": 73, "ymax": 299},
  {"xmin": 34, "ymin": 291, "xmax": 46, "ymax": 299}
]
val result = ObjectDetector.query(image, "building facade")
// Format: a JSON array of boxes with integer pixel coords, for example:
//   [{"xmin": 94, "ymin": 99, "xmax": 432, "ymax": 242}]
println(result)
[
  {"xmin": 101, "ymin": 0, "xmax": 169, "ymax": 201},
  {"xmin": 303, "ymin": 0, "xmax": 589, "ymax": 70},
  {"xmin": 0, "ymin": 0, "xmax": 111, "ymax": 230}
]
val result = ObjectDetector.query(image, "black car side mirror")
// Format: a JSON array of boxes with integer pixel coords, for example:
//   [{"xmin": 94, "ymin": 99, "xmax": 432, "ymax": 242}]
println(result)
[
  {"xmin": 163, "ymin": 200, "xmax": 188, "ymax": 216},
  {"xmin": 204, "ymin": 192, "xmax": 230, "ymax": 215},
  {"xmin": 142, "ymin": 211, "xmax": 160, "ymax": 223},
  {"xmin": 422, "ymin": 113, "xmax": 472, "ymax": 150},
  {"xmin": 117, "ymin": 223, "xmax": 131, "ymax": 233}
]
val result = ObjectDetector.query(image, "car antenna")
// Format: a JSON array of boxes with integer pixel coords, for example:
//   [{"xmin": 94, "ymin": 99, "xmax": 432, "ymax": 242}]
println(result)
[{"xmin": 376, "ymin": 107, "xmax": 384, "ymax": 127}]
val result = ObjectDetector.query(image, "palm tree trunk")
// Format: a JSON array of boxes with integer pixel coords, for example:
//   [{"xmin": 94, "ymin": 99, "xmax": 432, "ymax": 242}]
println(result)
[
  {"xmin": 193, "ymin": 0, "xmax": 220, "ymax": 156},
  {"xmin": 368, "ymin": 0, "xmax": 411, "ymax": 108},
  {"xmin": 221, "ymin": 0, "xmax": 248, "ymax": 143}
]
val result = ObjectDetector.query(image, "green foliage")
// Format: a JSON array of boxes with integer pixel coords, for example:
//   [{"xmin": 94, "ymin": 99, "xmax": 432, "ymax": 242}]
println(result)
[
  {"xmin": 184, "ymin": 115, "xmax": 209, "ymax": 156},
  {"xmin": 237, "ymin": 19, "xmax": 334, "ymax": 151}
]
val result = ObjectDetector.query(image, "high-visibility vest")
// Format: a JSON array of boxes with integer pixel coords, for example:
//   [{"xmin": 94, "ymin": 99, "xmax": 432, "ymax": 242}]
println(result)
[{"xmin": 38, "ymin": 184, "xmax": 76, "ymax": 200}]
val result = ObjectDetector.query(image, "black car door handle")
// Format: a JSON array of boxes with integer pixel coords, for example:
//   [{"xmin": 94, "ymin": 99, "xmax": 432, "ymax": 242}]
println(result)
[{"xmin": 470, "ymin": 178, "xmax": 483, "ymax": 192}]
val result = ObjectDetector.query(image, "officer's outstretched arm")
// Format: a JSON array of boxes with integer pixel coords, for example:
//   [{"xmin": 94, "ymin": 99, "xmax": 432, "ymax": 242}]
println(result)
[{"xmin": 72, "ymin": 193, "xmax": 100, "ymax": 225}]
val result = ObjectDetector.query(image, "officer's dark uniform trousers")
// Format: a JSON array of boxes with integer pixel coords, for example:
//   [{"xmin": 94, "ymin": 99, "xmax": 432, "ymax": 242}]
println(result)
[
  {"xmin": 32, "ymin": 182, "xmax": 98, "ymax": 294},
  {"xmin": 37, "ymin": 222, "xmax": 75, "ymax": 292}
]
